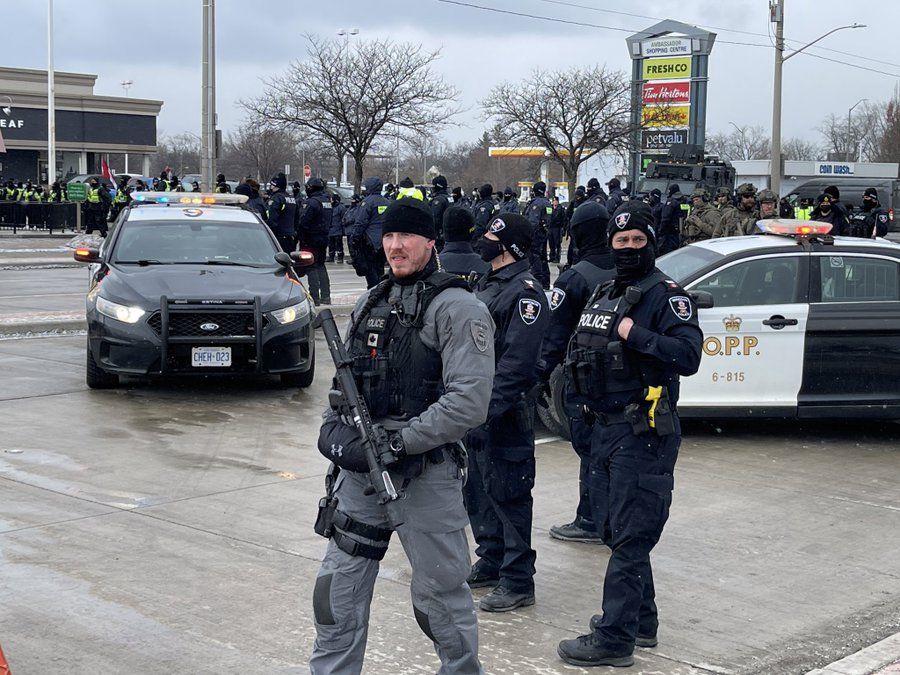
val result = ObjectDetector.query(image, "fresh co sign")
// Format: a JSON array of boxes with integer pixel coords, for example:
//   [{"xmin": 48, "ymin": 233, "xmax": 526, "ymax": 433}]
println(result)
[{"xmin": 642, "ymin": 57, "xmax": 692, "ymax": 80}]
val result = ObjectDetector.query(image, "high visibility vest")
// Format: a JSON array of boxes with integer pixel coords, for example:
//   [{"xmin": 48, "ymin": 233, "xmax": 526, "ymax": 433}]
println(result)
[
  {"xmin": 87, "ymin": 187, "xmax": 101, "ymax": 203},
  {"xmin": 794, "ymin": 206, "xmax": 812, "ymax": 220},
  {"xmin": 159, "ymin": 180, "xmax": 170, "ymax": 192},
  {"xmin": 114, "ymin": 189, "xmax": 128, "ymax": 204},
  {"xmin": 397, "ymin": 186, "xmax": 424, "ymax": 201}
]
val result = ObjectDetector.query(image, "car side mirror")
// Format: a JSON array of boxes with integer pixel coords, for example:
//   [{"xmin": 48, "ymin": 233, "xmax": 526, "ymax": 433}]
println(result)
[
  {"xmin": 290, "ymin": 249, "xmax": 316, "ymax": 267},
  {"xmin": 74, "ymin": 247, "xmax": 101, "ymax": 264},
  {"xmin": 274, "ymin": 251, "xmax": 293, "ymax": 268},
  {"xmin": 690, "ymin": 290, "xmax": 714, "ymax": 309}
]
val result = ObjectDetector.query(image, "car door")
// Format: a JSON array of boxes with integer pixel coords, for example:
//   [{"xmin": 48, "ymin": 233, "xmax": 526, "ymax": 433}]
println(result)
[
  {"xmin": 679, "ymin": 253, "xmax": 810, "ymax": 415},
  {"xmin": 800, "ymin": 251, "xmax": 900, "ymax": 416}
]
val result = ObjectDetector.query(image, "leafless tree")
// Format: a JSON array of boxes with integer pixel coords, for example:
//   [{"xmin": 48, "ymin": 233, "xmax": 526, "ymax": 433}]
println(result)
[
  {"xmin": 782, "ymin": 137, "xmax": 822, "ymax": 161},
  {"xmin": 243, "ymin": 35, "xmax": 459, "ymax": 192},
  {"xmin": 481, "ymin": 66, "xmax": 665, "ymax": 196},
  {"xmin": 218, "ymin": 120, "xmax": 303, "ymax": 183},
  {"xmin": 154, "ymin": 133, "xmax": 201, "ymax": 177},
  {"xmin": 705, "ymin": 125, "xmax": 770, "ymax": 161},
  {"xmin": 873, "ymin": 98, "xmax": 900, "ymax": 163}
]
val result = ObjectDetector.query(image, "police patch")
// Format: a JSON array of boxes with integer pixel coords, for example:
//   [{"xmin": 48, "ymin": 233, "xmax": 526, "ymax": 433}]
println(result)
[
  {"xmin": 488, "ymin": 218, "xmax": 506, "ymax": 233},
  {"xmin": 519, "ymin": 298, "xmax": 542, "ymax": 325},
  {"xmin": 366, "ymin": 317, "xmax": 386, "ymax": 331},
  {"xmin": 470, "ymin": 319, "xmax": 489, "ymax": 352},
  {"xmin": 615, "ymin": 212, "xmax": 631, "ymax": 229},
  {"xmin": 879, "ymin": 214, "xmax": 888, "ymax": 223},
  {"xmin": 668, "ymin": 295, "xmax": 692, "ymax": 321},
  {"xmin": 549, "ymin": 287, "xmax": 566, "ymax": 311}
]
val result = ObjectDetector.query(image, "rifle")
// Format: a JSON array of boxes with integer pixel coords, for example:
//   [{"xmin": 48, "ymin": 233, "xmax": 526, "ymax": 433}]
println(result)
[{"xmin": 313, "ymin": 308, "xmax": 403, "ymax": 514}]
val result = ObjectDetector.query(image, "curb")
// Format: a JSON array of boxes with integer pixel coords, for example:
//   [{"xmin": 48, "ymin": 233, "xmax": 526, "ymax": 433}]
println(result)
[{"xmin": 807, "ymin": 632, "xmax": 900, "ymax": 675}]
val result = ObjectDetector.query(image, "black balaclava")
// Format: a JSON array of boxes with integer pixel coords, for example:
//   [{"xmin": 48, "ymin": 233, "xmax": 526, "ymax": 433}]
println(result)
[
  {"xmin": 569, "ymin": 201, "xmax": 610, "ymax": 254},
  {"xmin": 607, "ymin": 202, "xmax": 657, "ymax": 285}
]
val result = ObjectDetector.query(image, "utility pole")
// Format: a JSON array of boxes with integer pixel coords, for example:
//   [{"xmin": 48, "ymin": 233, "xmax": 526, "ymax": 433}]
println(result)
[
  {"xmin": 47, "ymin": 0, "xmax": 56, "ymax": 185},
  {"xmin": 769, "ymin": 0, "xmax": 785, "ymax": 195},
  {"xmin": 200, "ymin": 0, "xmax": 216, "ymax": 191}
]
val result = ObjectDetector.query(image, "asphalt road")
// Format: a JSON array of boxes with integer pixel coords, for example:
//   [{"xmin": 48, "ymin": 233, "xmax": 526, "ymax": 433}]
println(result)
[{"xmin": 1, "ymin": 328, "xmax": 898, "ymax": 674}]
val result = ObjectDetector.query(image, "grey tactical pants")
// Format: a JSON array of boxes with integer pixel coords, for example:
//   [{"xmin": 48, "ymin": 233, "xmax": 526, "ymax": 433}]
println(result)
[{"xmin": 309, "ymin": 457, "xmax": 484, "ymax": 674}]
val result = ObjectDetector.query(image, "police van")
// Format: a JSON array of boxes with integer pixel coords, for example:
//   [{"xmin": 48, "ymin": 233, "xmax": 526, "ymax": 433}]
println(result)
[{"xmin": 541, "ymin": 221, "xmax": 900, "ymax": 437}]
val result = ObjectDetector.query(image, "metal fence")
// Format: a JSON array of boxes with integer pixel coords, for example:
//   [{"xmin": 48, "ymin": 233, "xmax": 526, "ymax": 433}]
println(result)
[{"xmin": 0, "ymin": 201, "xmax": 80, "ymax": 233}]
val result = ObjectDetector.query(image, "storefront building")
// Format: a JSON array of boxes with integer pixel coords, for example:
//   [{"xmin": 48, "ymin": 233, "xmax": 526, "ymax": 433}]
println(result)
[{"xmin": 0, "ymin": 67, "xmax": 162, "ymax": 184}]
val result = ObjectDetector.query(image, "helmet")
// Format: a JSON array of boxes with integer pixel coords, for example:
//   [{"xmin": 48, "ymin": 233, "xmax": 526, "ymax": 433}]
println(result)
[
  {"xmin": 715, "ymin": 187, "xmax": 731, "ymax": 198},
  {"xmin": 690, "ymin": 187, "xmax": 709, "ymax": 200},
  {"xmin": 270, "ymin": 172, "xmax": 287, "ymax": 191},
  {"xmin": 736, "ymin": 183, "xmax": 757, "ymax": 197},
  {"xmin": 305, "ymin": 177, "xmax": 326, "ymax": 194},
  {"xmin": 757, "ymin": 189, "xmax": 777, "ymax": 203},
  {"xmin": 216, "ymin": 173, "xmax": 226, "ymax": 183}
]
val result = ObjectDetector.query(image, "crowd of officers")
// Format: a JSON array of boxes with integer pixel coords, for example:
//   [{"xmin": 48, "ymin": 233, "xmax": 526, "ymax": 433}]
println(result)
[{"xmin": 309, "ymin": 172, "xmax": 705, "ymax": 671}]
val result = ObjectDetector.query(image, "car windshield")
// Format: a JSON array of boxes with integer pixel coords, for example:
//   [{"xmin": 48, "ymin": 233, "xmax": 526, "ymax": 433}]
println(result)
[
  {"xmin": 656, "ymin": 245, "xmax": 723, "ymax": 283},
  {"xmin": 113, "ymin": 220, "xmax": 278, "ymax": 266}
]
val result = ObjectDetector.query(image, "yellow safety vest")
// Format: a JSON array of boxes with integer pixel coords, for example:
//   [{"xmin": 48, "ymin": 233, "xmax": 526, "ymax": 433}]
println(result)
[
  {"xmin": 794, "ymin": 206, "xmax": 811, "ymax": 220},
  {"xmin": 87, "ymin": 188, "xmax": 101, "ymax": 203},
  {"xmin": 397, "ymin": 187, "xmax": 425, "ymax": 201}
]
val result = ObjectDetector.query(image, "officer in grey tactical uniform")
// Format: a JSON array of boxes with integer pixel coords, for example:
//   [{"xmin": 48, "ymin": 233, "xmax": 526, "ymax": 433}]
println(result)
[{"xmin": 310, "ymin": 197, "xmax": 496, "ymax": 674}]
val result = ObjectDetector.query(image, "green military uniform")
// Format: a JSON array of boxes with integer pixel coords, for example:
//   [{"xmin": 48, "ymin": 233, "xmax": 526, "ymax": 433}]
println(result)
[
  {"xmin": 715, "ymin": 183, "xmax": 758, "ymax": 237},
  {"xmin": 682, "ymin": 188, "xmax": 724, "ymax": 244}
]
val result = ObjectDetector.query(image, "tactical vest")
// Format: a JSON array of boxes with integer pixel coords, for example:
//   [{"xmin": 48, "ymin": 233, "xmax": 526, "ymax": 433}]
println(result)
[
  {"xmin": 565, "ymin": 272, "xmax": 666, "ymax": 404},
  {"xmin": 347, "ymin": 272, "xmax": 469, "ymax": 421}
]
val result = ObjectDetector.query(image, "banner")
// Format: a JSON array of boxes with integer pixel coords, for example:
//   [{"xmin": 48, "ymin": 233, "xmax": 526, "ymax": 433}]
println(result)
[
  {"xmin": 642, "ymin": 81, "xmax": 690, "ymax": 106},
  {"xmin": 642, "ymin": 57, "xmax": 692, "ymax": 80}
]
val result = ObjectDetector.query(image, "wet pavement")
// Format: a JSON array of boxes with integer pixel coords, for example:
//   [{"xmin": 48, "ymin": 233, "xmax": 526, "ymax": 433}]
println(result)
[{"xmin": 0, "ymin": 330, "xmax": 898, "ymax": 674}]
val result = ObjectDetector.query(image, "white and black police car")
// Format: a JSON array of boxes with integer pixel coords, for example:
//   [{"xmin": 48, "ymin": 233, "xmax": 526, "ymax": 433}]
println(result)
[
  {"xmin": 74, "ymin": 192, "xmax": 317, "ymax": 389},
  {"xmin": 543, "ymin": 220, "xmax": 900, "ymax": 436}
]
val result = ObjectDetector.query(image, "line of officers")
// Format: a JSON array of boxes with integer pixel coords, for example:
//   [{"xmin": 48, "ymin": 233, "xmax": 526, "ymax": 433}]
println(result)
[
  {"xmin": 309, "ymin": 191, "xmax": 703, "ymax": 671},
  {"xmin": 647, "ymin": 181, "xmax": 890, "ymax": 254}
]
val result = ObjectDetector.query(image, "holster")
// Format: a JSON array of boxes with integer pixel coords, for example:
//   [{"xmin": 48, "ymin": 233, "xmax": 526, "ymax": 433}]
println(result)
[{"xmin": 314, "ymin": 462, "xmax": 340, "ymax": 539}]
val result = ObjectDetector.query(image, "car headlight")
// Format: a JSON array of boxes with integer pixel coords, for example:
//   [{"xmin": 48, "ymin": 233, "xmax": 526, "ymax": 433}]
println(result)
[
  {"xmin": 271, "ymin": 299, "xmax": 310, "ymax": 325},
  {"xmin": 95, "ymin": 296, "xmax": 146, "ymax": 324}
]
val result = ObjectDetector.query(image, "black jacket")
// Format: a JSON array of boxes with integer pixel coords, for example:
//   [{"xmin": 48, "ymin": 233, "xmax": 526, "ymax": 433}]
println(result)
[{"xmin": 438, "ymin": 241, "xmax": 490, "ymax": 279}]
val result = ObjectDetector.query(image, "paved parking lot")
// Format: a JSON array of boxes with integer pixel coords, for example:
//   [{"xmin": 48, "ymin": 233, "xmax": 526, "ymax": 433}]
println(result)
[{"xmin": 1, "ymin": 328, "xmax": 898, "ymax": 674}]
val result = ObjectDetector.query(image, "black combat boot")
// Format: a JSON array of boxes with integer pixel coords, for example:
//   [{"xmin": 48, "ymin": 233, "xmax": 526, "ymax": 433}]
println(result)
[{"xmin": 557, "ymin": 634, "xmax": 634, "ymax": 667}]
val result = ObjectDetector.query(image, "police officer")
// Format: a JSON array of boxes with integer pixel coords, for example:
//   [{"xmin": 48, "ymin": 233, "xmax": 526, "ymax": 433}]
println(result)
[
  {"xmin": 310, "ymin": 196, "xmax": 495, "ymax": 674},
  {"xmin": 605, "ymin": 178, "xmax": 626, "ymax": 212},
  {"xmin": 541, "ymin": 200, "xmax": 615, "ymax": 545},
  {"xmin": 451, "ymin": 186, "xmax": 470, "ymax": 207},
  {"xmin": 557, "ymin": 201, "xmax": 702, "ymax": 667},
  {"xmin": 499, "ymin": 186, "xmax": 519, "ymax": 214},
  {"xmin": 658, "ymin": 183, "xmax": 686, "ymax": 254},
  {"xmin": 327, "ymin": 192, "xmax": 346, "ymax": 263},
  {"xmin": 466, "ymin": 212, "xmax": 549, "ymax": 612},
  {"xmin": 264, "ymin": 172, "xmax": 298, "ymax": 253},
  {"xmin": 84, "ymin": 178, "xmax": 111, "ymax": 237},
  {"xmin": 297, "ymin": 177, "xmax": 333, "ymax": 305},
  {"xmin": 350, "ymin": 176, "xmax": 390, "ymax": 288},
  {"xmin": 471, "ymin": 183, "xmax": 497, "ymax": 240},
  {"xmin": 438, "ymin": 206, "xmax": 490, "ymax": 280},
  {"xmin": 757, "ymin": 189, "xmax": 779, "ymax": 222},
  {"xmin": 647, "ymin": 188, "xmax": 663, "ymax": 229},
  {"xmin": 157, "ymin": 170, "xmax": 171, "ymax": 192},
  {"xmin": 548, "ymin": 196, "xmax": 566, "ymax": 262},
  {"xmin": 524, "ymin": 181, "xmax": 552, "ymax": 289},
  {"xmin": 794, "ymin": 197, "xmax": 812, "ymax": 220},
  {"xmin": 852, "ymin": 187, "xmax": 890, "ymax": 238},
  {"xmin": 214, "ymin": 173, "xmax": 231, "ymax": 194},
  {"xmin": 713, "ymin": 187, "xmax": 733, "ymax": 215},
  {"xmin": 715, "ymin": 183, "xmax": 758, "ymax": 237},
  {"xmin": 343, "ymin": 193, "xmax": 362, "ymax": 264},
  {"xmin": 586, "ymin": 178, "xmax": 607, "ymax": 205},
  {"xmin": 681, "ymin": 188, "xmax": 723, "ymax": 245},
  {"xmin": 430, "ymin": 174, "xmax": 451, "ymax": 250}
]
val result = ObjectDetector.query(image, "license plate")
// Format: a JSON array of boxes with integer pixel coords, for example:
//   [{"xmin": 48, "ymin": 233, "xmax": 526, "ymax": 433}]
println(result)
[{"xmin": 191, "ymin": 347, "xmax": 232, "ymax": 367}]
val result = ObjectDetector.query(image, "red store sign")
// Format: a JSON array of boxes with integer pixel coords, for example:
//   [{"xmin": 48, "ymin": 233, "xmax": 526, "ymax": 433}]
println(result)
[{"xmin": 642, "ymin": 81, "xmax": 690, "ymax": 106}]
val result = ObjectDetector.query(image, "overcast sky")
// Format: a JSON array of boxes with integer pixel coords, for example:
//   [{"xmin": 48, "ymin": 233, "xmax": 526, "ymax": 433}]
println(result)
[{"xmin": 7, "ymin": 0, "xmax": 900, "ymax": 149}]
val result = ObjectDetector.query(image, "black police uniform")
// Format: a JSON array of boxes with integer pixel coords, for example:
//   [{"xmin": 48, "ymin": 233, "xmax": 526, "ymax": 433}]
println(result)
[
  {"xmin": 297, "ymin": 186, "xmax": 333, "ymax": 304},
  {"xmin": 266, "ymin": 189, "xmax": 298, "ymax": 253},
  {"xmin": 559, "ymin": 221, "xmax": 702, "ymax": 662},
  {"xmin": 525, "ymin": 194, "xmax": 552, "ymax": 288},
  {"xmin": 548, "ymin": 203, "xmax": 566, "ymax": 262},
  {"xmin": 472, "ymin": 198, "xmax": 496, "ymax": 239},
  {"xmin": 439, "ymin": 241, "xmax": 490, "ymax": 280},
  {"xmin": 466, "ymin": 258, "xmax": 549, "ymax": 602},
  {"xmin": 542, "ymin": 249, "xmax": 615, "ymax": 538},
  {"xmin": 658, "ymin": 192, "xmax": 685, "ymax": 255},
  {"xmin": 430, "ymin": 187, "xmax": 450, "ymax": 250},
  {"xmin": 849, "ymin": 204, "xmax": 890, "ymax": 238}
]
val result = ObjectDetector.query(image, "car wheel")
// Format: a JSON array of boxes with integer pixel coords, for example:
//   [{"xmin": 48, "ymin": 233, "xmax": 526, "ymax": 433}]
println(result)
[
  {"xmin": 281, "ymin": 359, "xmax": 315, "ymax": 389},
  {"xmin": 536, "ymin": 365, "xmax": 571, "ymax": 441},
  {"xmin": 86, "ymin": 341, "xmax": 118, "ymax": 389}
]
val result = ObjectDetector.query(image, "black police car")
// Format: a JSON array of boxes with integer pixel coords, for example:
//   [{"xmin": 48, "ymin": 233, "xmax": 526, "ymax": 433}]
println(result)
[{"xmin": 74, "ymin": 192, "xmax": 316, "ymax": 389}]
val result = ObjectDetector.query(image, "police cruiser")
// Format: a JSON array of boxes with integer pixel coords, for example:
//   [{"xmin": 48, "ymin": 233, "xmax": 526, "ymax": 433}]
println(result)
[
  {"xmin": 542, "ymin": 220, "xmax": 900, "ymax": 435},
  {"xmin": 74, "ymin": 192, "xmax": 317, "ymax": 389}
]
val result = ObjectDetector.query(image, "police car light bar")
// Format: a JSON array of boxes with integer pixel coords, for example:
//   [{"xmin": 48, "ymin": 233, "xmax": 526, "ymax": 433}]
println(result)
[
  {"xmin": 131, "ymin": 192, "xmax": 249, "ymax": 205},
  {"xmin": 756, "ymin": 219, "xmax": 833, "ymax": 236}
]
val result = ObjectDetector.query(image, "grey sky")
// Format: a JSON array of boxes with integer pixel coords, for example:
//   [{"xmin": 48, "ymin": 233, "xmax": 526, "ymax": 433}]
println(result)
[{"xmin": 7, "ymin": 1, "xmax": 899, "ymax": 149}]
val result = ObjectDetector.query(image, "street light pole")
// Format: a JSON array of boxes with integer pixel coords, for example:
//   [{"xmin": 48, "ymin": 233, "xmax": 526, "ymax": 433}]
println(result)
[
  {"xmin": 769, "ymin": 0, "xmax": 863, "ymax": 195},
  {"xmin": 336, "ymin": 28, "xmax": 359, "ymax": 185},
  {"xmin": 47, "ymin": 0, "xmax": 56, "ymax": 185},
  {"xmin": 200, "ymin": 0, "xmax": 217, "ymax": 192},
  {"xmin": 847, "ymin": 98, "xmax": 867, "ymax": 162}
]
